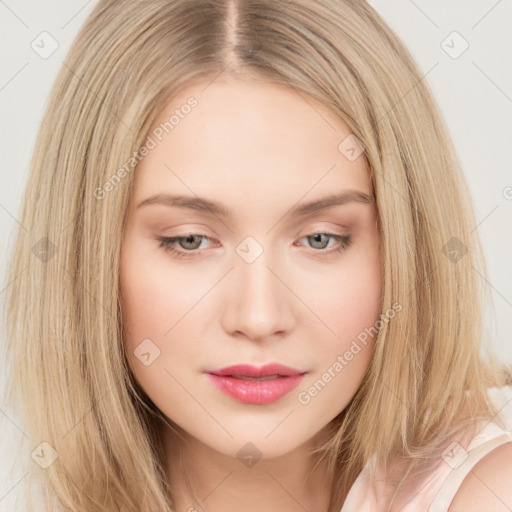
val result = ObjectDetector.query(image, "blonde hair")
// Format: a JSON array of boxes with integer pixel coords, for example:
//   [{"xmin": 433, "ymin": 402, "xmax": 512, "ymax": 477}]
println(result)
[{"xmin": 3, "ymin": 0, "xmax": 511, "ymax": 510}]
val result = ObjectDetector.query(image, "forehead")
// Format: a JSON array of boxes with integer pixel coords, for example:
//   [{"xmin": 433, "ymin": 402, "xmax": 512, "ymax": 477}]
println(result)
[{"xmin": 130, "ymin": 76, "xmax": 372, "ymax": 215}]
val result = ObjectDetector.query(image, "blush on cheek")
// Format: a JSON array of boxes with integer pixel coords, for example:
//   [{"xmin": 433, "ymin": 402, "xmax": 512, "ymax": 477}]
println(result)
[{"xmin": 307, "ymin": 269, "xmax": 381, "ymax": 343}]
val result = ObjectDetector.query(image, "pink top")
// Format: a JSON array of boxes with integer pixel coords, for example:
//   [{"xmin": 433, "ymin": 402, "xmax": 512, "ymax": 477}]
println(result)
[{"xmin": 340, "ymin": 384, "xmax": 512, "ymax": 512}]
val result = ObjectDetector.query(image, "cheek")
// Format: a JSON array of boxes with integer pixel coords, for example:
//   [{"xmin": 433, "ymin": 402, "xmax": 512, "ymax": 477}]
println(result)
[
  {"xmin": 119, "ymin": 244, "xmax": 176, "ymax": 375},
  {"xmin": 300, "ymin": 246, "xmax": 382, "ymax": 344},
  {"xmin": 119, "ymin": 249, "xmax": 196, "ymax": 405},
  {"xmin": 295, "ymin": 252, "xmax": 381, "ymax": 413},
  {"xmin": 120, "ymin": 246, "xmax": 202, "ymax": 345},
  {"xmin": 120, "ymin": 267, "xmax": 170, "ymax": 346},
  {"xmin": 336, "ymin": 266, "xmax": 382, "ymax": 338},
  {"xmin": 120, "ymin": 243, "xmax": 217, "ymax": 383}
]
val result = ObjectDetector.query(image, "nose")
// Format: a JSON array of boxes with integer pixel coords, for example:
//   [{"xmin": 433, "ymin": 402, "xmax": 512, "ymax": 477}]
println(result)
[{"xmin": 221, "ymin": 251, "xmax": 296, "ymax": 343}]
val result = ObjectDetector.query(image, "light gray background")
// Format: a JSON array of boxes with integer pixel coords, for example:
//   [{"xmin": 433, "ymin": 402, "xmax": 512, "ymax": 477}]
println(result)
[{"xmin": 1, "ymin": 1, "xmax": 511, "ymax": 510}]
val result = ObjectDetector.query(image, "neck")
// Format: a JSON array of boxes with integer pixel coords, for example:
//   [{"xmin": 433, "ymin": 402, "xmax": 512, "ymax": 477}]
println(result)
[{"xmin": 164, "ymin": 426, "xmax": 336, "ymax": 512}]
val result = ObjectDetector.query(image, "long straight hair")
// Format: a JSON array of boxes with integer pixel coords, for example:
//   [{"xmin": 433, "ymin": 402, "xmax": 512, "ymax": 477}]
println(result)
[{"xmin": 3, "ymin": 0, "xmax": 511, "ymax": 510}]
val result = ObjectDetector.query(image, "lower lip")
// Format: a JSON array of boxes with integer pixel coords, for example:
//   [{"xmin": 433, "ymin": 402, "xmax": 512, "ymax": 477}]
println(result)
[{"xmin": 207, "ymin": 373, "xmax": 305, "ymax": 405}]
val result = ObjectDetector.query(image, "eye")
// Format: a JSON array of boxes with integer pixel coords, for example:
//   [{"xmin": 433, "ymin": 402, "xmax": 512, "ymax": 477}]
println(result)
[
  {"xmin": 156, "ymin": 231, "xmax": 352, "ymax": 260},
  {"xmin": 297, "ymin": 232, "xmax": 352, "ymax": 255},
  {"xmin": 157, "ymin": 234, "xmax": 213, "ymax": 259}
]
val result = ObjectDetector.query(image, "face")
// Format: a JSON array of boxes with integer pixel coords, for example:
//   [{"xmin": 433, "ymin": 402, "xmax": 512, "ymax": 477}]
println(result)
[{"xmin": 119, "ymin": 75, "xmax": 382, "ymax": 460}]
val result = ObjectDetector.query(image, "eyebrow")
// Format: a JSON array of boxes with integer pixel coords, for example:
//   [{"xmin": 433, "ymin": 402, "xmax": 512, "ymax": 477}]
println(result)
[{"xmin": 136, "ymin": 189, "xmax": 374, "ymax": 218}]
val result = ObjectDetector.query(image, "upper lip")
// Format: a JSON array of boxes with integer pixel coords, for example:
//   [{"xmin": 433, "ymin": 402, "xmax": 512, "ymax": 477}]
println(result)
[{"xmin": 207, "ymin": 363, "xmax": 306, "ymax": 378}]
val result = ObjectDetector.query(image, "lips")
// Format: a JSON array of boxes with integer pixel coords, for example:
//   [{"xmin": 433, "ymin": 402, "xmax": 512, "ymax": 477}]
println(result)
[
  {"xmin": 206, "ymin": 363, "xmax": 307, "ymax": 405},
  {"xmin": 208, "ymin": 363, "xmax": 305, "ymax": 378}
]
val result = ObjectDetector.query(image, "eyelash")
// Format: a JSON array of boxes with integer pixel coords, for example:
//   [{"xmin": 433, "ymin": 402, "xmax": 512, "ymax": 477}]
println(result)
[{"xmin": 156, "ymin": 232, "xmax": 352, "ymax": 260}]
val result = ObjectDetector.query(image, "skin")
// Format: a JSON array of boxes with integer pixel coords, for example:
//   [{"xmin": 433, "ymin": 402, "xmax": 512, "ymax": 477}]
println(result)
[
  {"xmin": 119, "ymin": 74, "xmax": 382, "ymax": 512},
  {"xmin": 448, "ymin": 443, "xmax": 512, "ymax": 511}
]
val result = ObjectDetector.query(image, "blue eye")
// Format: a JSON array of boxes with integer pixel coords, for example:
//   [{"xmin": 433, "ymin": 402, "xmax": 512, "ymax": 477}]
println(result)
[{"xmin": 156, "ymin": 231, "xmax": 352, "ymax": 260}]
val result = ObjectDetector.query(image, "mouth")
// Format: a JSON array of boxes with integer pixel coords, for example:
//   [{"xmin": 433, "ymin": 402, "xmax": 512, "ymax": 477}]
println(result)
[
  {"xmin": 206, "ymin": 363, "xmax": 307, "ymax": 404},
  {"xmin": 207, "ymin": 363, "xmax": 306, "ymax": 378},
  {"xmin": 224, "ymin": 374, "xmax": 286, "ymax": 381}
]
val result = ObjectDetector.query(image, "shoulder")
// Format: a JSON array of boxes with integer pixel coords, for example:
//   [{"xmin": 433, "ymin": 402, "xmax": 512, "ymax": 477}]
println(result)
[{"xmin": 448, "ymin": 442, "xmax": 512, "ymax": 511}]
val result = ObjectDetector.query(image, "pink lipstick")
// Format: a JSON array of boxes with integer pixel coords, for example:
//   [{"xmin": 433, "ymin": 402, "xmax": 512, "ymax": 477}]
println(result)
[{"xmin": 206, "ymin": 363, "xmax": 306, "ymax": 405}]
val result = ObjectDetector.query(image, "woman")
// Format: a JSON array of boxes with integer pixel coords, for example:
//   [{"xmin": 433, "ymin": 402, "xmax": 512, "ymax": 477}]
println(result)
[{"xmin": 4, "ymin": 0, "xmax": 512, "ymax": 511}]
